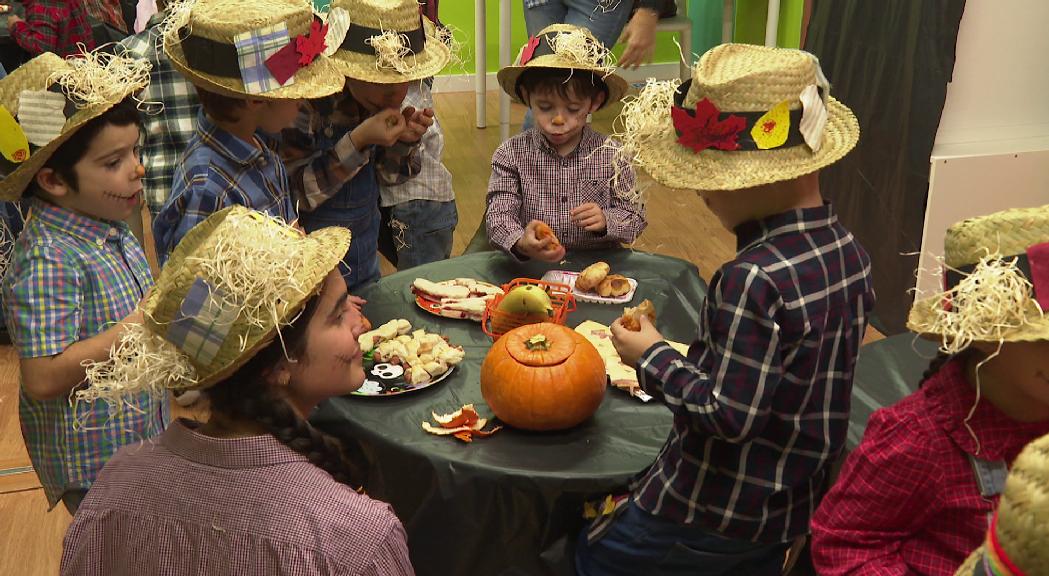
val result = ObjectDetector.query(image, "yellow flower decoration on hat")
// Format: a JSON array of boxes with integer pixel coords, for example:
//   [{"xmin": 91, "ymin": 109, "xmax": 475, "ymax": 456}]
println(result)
[{"xmin": 750, "ymin": 100, "xmax": 791, "ymax": 150}]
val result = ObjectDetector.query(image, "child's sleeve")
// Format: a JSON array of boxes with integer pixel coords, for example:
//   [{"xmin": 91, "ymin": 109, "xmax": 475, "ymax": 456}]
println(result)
[
  {"xmin": 810, "ymin": 409, "xmax": 942, "ymax": 576},
  {"xmin": 153, "ymin": 170, "xmax": 223, "ymax": 265},
  {"xmin": 4, "ymin": 245, "xmax": 83, "ymax": 358},
  {"xmin": 10, "ymin": 2, "xmax": 65, "ymax": 55},
  {"xmin": 602, "ymin": 155, "xmax": 646, "ymax": 244},
  {"xmin": 281, "ymin": 114, "xmax": 371, "ymax": 212},
  {"xmin": 485, "ymin": 144, "xmax": 526, "ymax": 257},
  {"xmin": 374, "ymin": 140, "xmax": 422, "ymax": 186}
]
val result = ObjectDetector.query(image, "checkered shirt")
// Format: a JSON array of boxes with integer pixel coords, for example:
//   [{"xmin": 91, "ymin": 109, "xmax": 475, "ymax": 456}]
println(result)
[
  {"xmin": 485, "ymin": 126, "xmax": 645, "ymax": 258},
  {"xmin": 2, "ymin": 199, "xmax": 165, "ymax": 509},
  {"xmin": 119, "ymin": 14, "xmax": 200, "ymax": 214},
  {"xmin": 810, "ymin": 358, "xmax": 1049, "ymax": 576},
  {"xmin": 83, "ymin": 0, "xmax": 127, "ymax": 33},
  {"xmin": 632, "ymin": 203, "xmax": 874, "ymax": 543},
  {"xmin": 61, "ymin": 419, "xmax": 415, "ymax": 576},
  {"xmin": 9, "ymin": 0, "xmax": 96, "ymax": 57},
  {"xmin": 379, "ymin": 81, "xmax": 453, "ymax": 207}
]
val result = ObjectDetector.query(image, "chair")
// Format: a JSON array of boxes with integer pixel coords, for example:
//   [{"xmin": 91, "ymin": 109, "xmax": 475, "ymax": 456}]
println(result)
[{"xmin": 655, "ymin": 0, "xmax": 694, "ymax": 79}]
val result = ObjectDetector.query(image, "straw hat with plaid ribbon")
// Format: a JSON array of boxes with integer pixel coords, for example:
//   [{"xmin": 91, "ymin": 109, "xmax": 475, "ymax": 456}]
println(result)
[
  {"xmin": 613, "ymin": 43, "xmax": 859, "ymax": 191},
  {"xmin": 497, "ymin": 24, "xmax": 628, "ymax": 108},
  {"xmin": 78, "ymin": 206, "xmax": 350, "ymax": 405},
  {"xmin": 163, "ymin": 0, "xmax": 344, "ymax": 99},
  {"xmin": 907, "ymin": 206, "xmax": 1049, "ymax": 350},
  {"xmin": 954, "ymin": 432, "xmax": 1049, "ymax": 576},
  {"xmin": 0, "ymin": 51, "xmax": 150, "ymax": 201},
  {"xmin": 326, "ymin": 0, "xmax": 452, "ymax": 83}
]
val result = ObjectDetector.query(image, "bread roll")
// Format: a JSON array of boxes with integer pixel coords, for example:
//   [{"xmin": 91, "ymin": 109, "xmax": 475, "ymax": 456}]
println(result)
[
  {"xmin": 621, "ymin": 299, "xmax": 656, "ymax": 331},
  {"xmin": 575, "ymin": 261, "xmax": 610, "ymax": 292}
]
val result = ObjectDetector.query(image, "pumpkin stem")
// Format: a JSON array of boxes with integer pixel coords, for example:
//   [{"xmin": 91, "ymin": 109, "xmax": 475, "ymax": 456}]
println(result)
[{"xmin": 525, "ymin": 334, "xmax": 551, "ymax": 351}]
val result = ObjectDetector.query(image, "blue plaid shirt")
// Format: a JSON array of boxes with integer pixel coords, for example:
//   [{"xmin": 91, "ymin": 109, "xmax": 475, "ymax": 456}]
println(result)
[
  {"xmin": 632, "ymin": 203, "xmax": 874, "ymax": 543},
  {"xmin": 153, "ymin": 109, "xmax": 296, "ymax": 266}
]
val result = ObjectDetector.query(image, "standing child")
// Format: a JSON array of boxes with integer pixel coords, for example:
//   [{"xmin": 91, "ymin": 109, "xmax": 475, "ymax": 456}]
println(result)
[
  {"xmin": 6, "ymin": 0, "xmax": 97, "ymax": 57},
  {"xmin": 575, "ymin": 44, "xmax": 873, "ymax": 575},
  {"xmin": 0, "ymin": 51, "xmax": 164, "ymax": 514},
  {"xmin": 486, "ymin": 24, "xmax": 645, "ymax": 262},
  {"xmin": 151, "ymin": 0, "xmax": 345, "ymax": 265},
  {"xmin": 811, "ymin": 206, "xmax": 1049, "ymax": 576}
]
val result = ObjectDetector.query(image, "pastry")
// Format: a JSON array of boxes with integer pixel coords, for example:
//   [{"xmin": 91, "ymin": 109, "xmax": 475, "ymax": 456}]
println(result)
[
  {"xmin": 575, "ymin": 261, "xmax": 610, "ymax": 292},
  {"xmin": 596, "ymin": 274, "xmax": 631, "ymax": 298},
  {"xmin": 620, "ymin": 300, "xmax": 656, "ymax": 331},
  {"xmin": 534, "ymin": 221, "xmax": 561, "ymax": 249}
]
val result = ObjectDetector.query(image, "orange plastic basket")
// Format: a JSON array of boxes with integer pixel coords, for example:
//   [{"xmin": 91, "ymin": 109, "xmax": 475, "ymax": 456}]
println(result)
[{"xmin": 482, "ymin": 278, "xmax": 577, "ymax": 339}]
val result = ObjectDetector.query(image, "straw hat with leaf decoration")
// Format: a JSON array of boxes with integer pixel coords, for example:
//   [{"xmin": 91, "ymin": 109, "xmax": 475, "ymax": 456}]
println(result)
[
  {"xmin": 78, "ymin": 206, "xmax": 350, "ymax": 408},
  {"xmin": 953, "ymin": 432, "xmax": 1049, "ymax": 576},
  {"xmin": 611, "ymin": 43, "xmax": 859, "ymax": 192},
  {"xmin": 497, "ymin": 23, "xmax": 628, "ymax": 109},
  {"xmin": 907, "ymin": 206, "xmax": 1049, "ymax": 353},
  {"xmin": 0, "ymin": 51, "xmax": 151, "ymax": 201},
  {"xmin": 162, "ymin": 0, "xmax": 345, "ymax": 100}
]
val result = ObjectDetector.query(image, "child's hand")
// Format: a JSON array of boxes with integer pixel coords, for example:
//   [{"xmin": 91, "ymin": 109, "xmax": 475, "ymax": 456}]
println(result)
[
  {"xmin": 514, "ymin": 220, "xmax": 566, "ymax": 262},
  {"xmin": 610, "ymin": 314, "xmax": 663, "ymax": 368},
  {"xmin": 7, "ymin": 14, "xmax": 23, "ymax": 28},
  {"xmin": 570, "ymin": 203, "xmax": 607, "ymax": 233},
  {"xmin": 399, "ymin": 106, "xmax": 434, "ymax": 143},
  {"xmin": 349, "ymin": 109, "xmax": 406, "ymax": 150}
]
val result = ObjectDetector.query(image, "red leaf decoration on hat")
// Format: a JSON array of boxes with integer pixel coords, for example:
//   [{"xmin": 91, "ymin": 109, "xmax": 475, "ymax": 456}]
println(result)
[
  {"xmin": 520, "ymin": 36, "xmax": 541, "ymax": 65},
  {"xmin": 265, "ymin": 42, "xmax": 302, "ymax": 85},
  {"xmin": 1027, "ymin": 242, "xmax": 1049, "ymax": 311},
  {"xmin": 671, "ymin": 98, "xmax": 747, "ymax": 153},
  {"xmin": 296, "ymin": 20, "xmax": 328, "ymax": 67}
]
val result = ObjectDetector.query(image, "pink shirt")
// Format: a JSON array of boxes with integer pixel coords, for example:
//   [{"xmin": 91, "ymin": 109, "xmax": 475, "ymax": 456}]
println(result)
[{"xmin": 61, "ymin": 419, "xmax": 414, "ymax": 576}]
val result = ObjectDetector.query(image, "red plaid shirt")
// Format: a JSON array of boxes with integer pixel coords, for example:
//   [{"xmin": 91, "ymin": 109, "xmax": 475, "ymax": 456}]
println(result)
[
  {"xmin": 10, "ymin": 0, "xmax": 96, "ymax": 57},
  {"xmin": 83, "ymin": 0, "xmax": 128, "ymax": 33},
  {"xmin": 811, "ymin": 358, "xmax": 1049, "ymax": 576}
]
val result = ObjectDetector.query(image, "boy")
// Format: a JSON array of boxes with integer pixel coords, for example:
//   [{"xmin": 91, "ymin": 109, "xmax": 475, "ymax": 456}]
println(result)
[
  {"xmin": 6, "ymin": 0, "xmax": 96, "ymax": 57},
  {"xmin": 0, "ymin": 51, "xmax": 163, "ymax": 514},
  {"xmin": 486, "ymin": 24, "xmax": 645, "ymax": 262},
  {"xmin": 152, "ymin": 0, "xmax": 346, "ymax": 266},
  {"xmin": 575, "ymin": 44, "xmax": 874, "ymax": 575},
  {"xmin": 282, "ymin": 0, "xmax": 451, "ymax": 290}
]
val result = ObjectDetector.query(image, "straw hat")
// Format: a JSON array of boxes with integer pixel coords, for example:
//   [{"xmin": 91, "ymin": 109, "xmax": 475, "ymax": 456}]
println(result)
[
  {"xmin": 78, "ymin": 206, "xmax": 350, "ymax": 404},
  {"xmin": 907, "ymin": 206, "xmax": 1049, "ymax": 348},
  {"xmin": 163, "ymin": 0, "xmax": 344, "ymax": 99},
  {"xmin": 497, "ymin": 24, "xmax": 628, "ymax": 108},
  {"xmin": 327, "ymin": 0, "xmax": 451, "ymax": 83},
  {"xmin": 0, "ymin": 51, "xmax": 150, "ymax": 201},
  {"xmin": 954, "ymin": 432, "xmax": 1049, "ymax": 575},
  {"xmin": 613, "ymin": 43, "xmax": 859, "ymax": 192}
]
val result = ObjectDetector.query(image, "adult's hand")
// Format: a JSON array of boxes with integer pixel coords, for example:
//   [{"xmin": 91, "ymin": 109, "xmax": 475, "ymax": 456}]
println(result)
[{"xmin": 618, "ymin": 8, "xmax": 659, "ymax": 70}]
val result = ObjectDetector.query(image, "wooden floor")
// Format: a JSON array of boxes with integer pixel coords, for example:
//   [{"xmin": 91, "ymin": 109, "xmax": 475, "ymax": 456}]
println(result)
[{"xmin": 0, "ymin": 90, "xmax": 873, "ymax": 574}]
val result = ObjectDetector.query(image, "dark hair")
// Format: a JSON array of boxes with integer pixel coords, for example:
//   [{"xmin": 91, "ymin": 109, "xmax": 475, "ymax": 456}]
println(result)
[
  {"xmin": 206, "ymin": 297, "xmax": 365, "ymax": 488},
  {"xmin": 195, "ymin": 87, "xmax": 247, "ymax": 123},
  {"xmin": 918, "ymin": 348, "xmax": 977, "ymax": 388},
  {"xmin": 38, "ymin": 96, "xmax": 142, "ymax": 192},
  {"xmin": 516, "ymin": 67, "xmax": 608, "ymax": 105}
]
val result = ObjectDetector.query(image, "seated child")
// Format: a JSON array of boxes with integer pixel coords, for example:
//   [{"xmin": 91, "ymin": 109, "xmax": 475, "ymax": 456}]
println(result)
[
  {"xmin": 575, "ymin": 44, "xmax": 874, "ymax": 575},
  {"xmin": 0, "ymin": 51, "xmax": 164, "ymax": 515},
  {"xmin": 152, "ymin": 0, "xmax": 345, "ymax": 265},
  {"xmin": 6, "ymin": 0, "xmax": 96, "ymax": 57},
  {"xmin": 486, "ymin": 24, "xmax": 645, "ymax": 262},
  {"xmin": 811, "ymin": 206, "xmax": 1049, "ymax": 576}
]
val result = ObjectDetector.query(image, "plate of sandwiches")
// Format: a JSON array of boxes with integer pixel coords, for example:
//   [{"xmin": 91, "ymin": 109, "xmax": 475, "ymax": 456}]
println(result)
[
  {"xmin": 411, "ymin": 277, "xmax": 505, "ymax": 322},
  {"xmin": 542, "ymin": 261, "xmax": 637, "ymax": 304},
  {"xmin": 353, "ymin": 319, "xmax": 466, "ymax": 397}
]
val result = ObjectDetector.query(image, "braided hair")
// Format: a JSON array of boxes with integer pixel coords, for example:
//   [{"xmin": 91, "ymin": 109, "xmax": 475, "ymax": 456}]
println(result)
[{"xmin": 206, "ymin": 297, "xmax": 365, "ymax": 488}]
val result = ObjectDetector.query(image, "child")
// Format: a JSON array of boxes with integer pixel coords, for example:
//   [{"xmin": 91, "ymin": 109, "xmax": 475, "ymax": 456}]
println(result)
[
  {"xmin": 6, "ymin": 0, "xmax": 97, "ymax": 57},
  {"xmin": 61, "ymin": 207, "xmax": 412, "ymax": 575},
  {"xmin": 281, "ymin": 0, "xmax": 451, "ymax": 290},
  {"xmin": 0, "ymin": 51, "xmax": 165, "ymax": 514},
  {"xmin": 152, "ymin": 0, "xmax": 346, "ymax": 266},
  {"xmin": 576, "ymin": 44, "xmax": 873, "ymax": 575},
  {"xmin": 811, "ymin": 206, "xmax": 1049, "ymax": 576},
  {"xmin": 486, "ymin": 24, "xmax": 645, "ymax": 262}
]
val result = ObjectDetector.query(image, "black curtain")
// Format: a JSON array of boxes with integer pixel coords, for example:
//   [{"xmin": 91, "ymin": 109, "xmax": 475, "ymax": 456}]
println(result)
[{"xmin": 804, "ymin": 0, "xmax": 966, "ymax": 334}]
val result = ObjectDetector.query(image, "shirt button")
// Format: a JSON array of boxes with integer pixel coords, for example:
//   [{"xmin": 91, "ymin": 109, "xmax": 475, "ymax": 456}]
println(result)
[{"xmin": 108, "ymin": 228, "xmax": 119, "ymax": 237}]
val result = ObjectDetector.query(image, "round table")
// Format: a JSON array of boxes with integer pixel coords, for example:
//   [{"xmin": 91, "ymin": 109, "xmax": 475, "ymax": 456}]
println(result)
[{"xmin": 311, "ymin": 249, "xmax": 707, "ymax": 576}]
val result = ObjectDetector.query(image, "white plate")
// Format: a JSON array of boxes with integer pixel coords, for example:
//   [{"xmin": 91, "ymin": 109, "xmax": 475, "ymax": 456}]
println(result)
[{"xmin": 541, "ymin": 270, "xmax": 638, "ymax": 304}]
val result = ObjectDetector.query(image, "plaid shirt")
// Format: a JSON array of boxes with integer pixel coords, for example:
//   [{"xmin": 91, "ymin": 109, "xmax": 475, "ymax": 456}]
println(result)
[
  {"xmin": 83, "ymin": 0, "xmax": 127, "ymax": 33},
  {"xmin": 2, "ymin": 199, "xmax": 165, "ymax": 509},
  {"xmin": 379, "ymin": 81, "xmax": 453, "ymax": 207},
  {"xmin": 153, "ymin": 108, "xmax": 296, "ymax": 266},
  {"xmin": 281, "ymin": 89, "xmax": 422, "ymax": 212},
  {"xmin": 486, "ymin": 126, "xmax": 645, "ymax": 258},
  {"xmin": 62, "ymin": 419, "xmax": 415, "ymax": 576},
  {"xmin": 811, "ymin": 359, "xmax": 1049, "ymax": 576},
  {"xmin": 9, "ymin": 0, "xmax": 96, "ymax": 57},
  {"xmin": 119, "ymin": 14, "xmax": 200, "ymax": 214},
  {"xmin": 632, "ymin": 203, "xmax": 874, "ymax": 543}
]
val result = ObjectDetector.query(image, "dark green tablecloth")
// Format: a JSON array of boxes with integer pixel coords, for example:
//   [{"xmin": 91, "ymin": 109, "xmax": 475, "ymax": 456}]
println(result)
[{"xmin": 311, "ymin": 249, "xmax": 707, "ymax": 576}]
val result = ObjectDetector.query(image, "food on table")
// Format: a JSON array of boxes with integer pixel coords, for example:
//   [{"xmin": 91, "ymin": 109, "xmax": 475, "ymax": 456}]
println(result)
[
  {"xmin": 358, "ymin": 318, "xmax": 411, "ymax": 352},
  {"xmin": 421, "ymin": 403, "xmax": 503, "ymax": 443},
  {"xmin": 480, "ymin": 322, "xmax": 606, "ymax": 431},
  {"xmin": 596, "ymin": 274, "xmax": 631, "ymax": 298},
  {"xmin": 496, "ymin": 284, "xmax": 553, "ymax": 316},
  {"xmin": 372, "ymin": 327, "xmax": 465, "ymax": 384},
  {"xmin": 620, "ymin": 299, "xmax": 656, "ymax": 331},
  {"xmin": 0, "ymin": 5, "xmax": 9, "ymax": 14},
  {"xmin": 574, "ymin": 261, "xmax": 610, "ymax": 292},
  {"xmin": 413, "ymin": 278, "xmax": 471, "ymax": 300},
  {"xmin": 413, "ymin": 277, "xmax": 505, "ymax": 321},
  {"xmin": 534, "ymin": 220, "xmax": 561, "ymax": 250}
]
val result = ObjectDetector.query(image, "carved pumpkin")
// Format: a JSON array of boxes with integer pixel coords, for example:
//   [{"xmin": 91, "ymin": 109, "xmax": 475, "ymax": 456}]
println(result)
[{"xmin": 480, "ymin": 322, "xmax": 606, "ymax": 431}]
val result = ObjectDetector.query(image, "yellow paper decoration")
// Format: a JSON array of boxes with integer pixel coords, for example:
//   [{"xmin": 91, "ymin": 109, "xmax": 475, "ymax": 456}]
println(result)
[
  {"xmin": 750, "ymin": 100, "xmax": 791, "ymax": 150},
  {"xmin": 0, "ymin": 105, "xmax": 30, "ymax": 164}
]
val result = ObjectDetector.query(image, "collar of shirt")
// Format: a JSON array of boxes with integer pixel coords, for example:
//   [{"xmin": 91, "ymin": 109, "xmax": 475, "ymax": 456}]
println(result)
[
  {"xmin": 529, "ymin": 125, "xmax": 600, "ymax": 160},
  {"xmin": 926, "ymin": 358, "xmax": 1049, "ymax": 460},
  {"xmin": 27, "ymin": 197, "xmax": 128, "ymax": 246},
  {"xmin": 195, "ymin": 108, "xmax": 278, "ymax": 169},
  {"xmin": 733, "ymin": 202, "xmax": 836, "ymax": 254},
  {"xmin": 162, "ymin": 418, "xmax": 309, "ymax": 469}
]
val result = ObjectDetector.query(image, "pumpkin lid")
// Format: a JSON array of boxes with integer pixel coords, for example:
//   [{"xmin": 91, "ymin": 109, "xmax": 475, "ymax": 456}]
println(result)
[{"xmin": 505, "ymin": 323, "xmax": 576, "ymax": 367}]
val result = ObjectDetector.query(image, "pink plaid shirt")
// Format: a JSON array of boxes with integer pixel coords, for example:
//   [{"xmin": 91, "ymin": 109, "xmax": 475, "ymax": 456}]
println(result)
[
  {"xmin": 61, "ymin": 419, "xmax": 414, "ymax": 576},
  {"xmin": 485, "ymin": 126, "xmax": 646, "ymax": 258}
]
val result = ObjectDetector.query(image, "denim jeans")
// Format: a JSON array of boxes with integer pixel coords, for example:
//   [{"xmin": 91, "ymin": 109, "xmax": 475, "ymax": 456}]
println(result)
[
  {"xmin": 575, "ymin": 501, "xmax": 789, "ymax": 576},
  {"xmin": 377, "ymin": 199, "xmax": 458, "ymax": 271}
]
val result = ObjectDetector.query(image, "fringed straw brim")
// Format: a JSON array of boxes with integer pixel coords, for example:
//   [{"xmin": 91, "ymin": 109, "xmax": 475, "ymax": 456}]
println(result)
[
  {"xmin": 496, "ymin": 59, "xmax": 628, "ymax": 109},
  {"xmin": 907, "ymin": 295, "xmax": 1049, "ymax": 343},
  {"xmin": 330, "ymin": 18, "xmax": 450, "ymax": 83}
]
